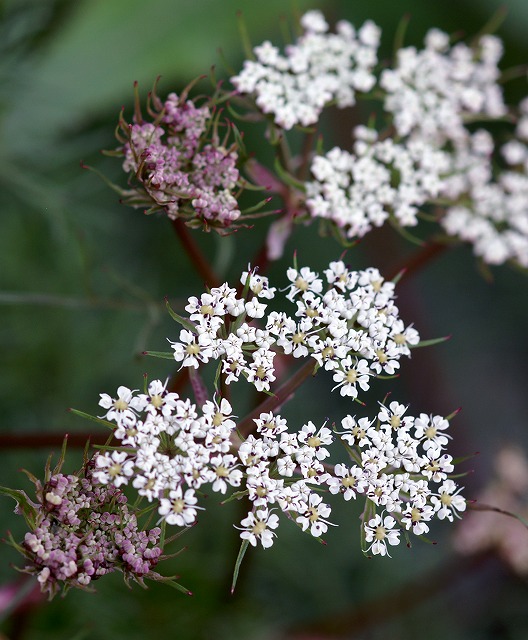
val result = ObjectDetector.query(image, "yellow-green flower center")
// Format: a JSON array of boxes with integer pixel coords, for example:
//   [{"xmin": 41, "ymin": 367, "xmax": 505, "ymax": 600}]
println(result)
[
  {"xmin": 411, "ymin": 508, "xmax": 422, "ymax": 523},
  {"xmin": 213, "ymin": 411, "xmax": 224, "ymax": 427},
  {"xmin": 441, "ymin": 493, "xmax": 453, "ymax": 506},
  {"xmin": 114, "ymin": 398, "xmax": 128, "ymax": 411},
  {"xmin": 308, "ymin": 507, "xmax": 319, "ymax": 522},
  {"xmin": 108, "ymin": 463, "xmax": 122, "ymax": 478},
  {"xmin": 375, "ymin": 525, "xmax": 386, "ymax": 540},
  {"xmin": 252, "ymin": 521, "xmax": 267, "ymax": 535},
  {"xmin": 171, "ymin": 499, "xmax": 185, "ymax": 514},
  {"xmin": 255, "ymin": 366, "xmax": 266, "ymax": 380},
  {"xmin": 425, "ymin": 426, "xmax": 437, "ymax": 440},
  {"xmin": 307, "ymin": 435, "xmax": 321, "ymax": 448},
  {"xmin": 322, "ymin": 346, "xmax": 334, "ymax": 359},
  {"xmin": 295, "ymin": 276, "xmax": 309, "ymax": 291}
]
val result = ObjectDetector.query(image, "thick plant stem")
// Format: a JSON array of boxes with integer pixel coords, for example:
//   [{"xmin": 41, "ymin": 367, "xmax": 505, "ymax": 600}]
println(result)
[
  {"xmin": 237, "ymin": 358, "xmax": 316, "ymax": 437},
  {"xmin": 171, "ymin": 218, "xmax": 220, "ymax": 287},
  {"xmin": 388, "ymin": 241, "xmax": 448, "ymax": 282}
]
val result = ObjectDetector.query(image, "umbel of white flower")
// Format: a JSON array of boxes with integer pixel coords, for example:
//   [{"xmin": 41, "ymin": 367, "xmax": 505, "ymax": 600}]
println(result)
[
  {"xmin": 231, "ymin": 10, "xmax": 380, "ymax": 130},
  {"xmin": 94, "ymin": 261, "xmax": 465, "ymax": 556},
  {"xmin": 232, "ymin": 10, "xmax": 528, "ymax": 268}
]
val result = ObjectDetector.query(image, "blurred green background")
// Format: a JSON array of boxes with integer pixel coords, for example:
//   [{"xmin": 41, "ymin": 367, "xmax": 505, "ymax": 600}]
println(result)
[{"xmin": 1, "ymin": 0, "xmax": 528, "ymax": 638}]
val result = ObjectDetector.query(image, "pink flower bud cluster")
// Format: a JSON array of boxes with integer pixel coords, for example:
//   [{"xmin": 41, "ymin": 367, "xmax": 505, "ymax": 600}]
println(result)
[
  {"xmin": 22, "ymin": 466, "xmax": 162, "ymax": 598},
  {"xmin": 120, "ymin": 92, "xmax": 241, "ymax": 230}
]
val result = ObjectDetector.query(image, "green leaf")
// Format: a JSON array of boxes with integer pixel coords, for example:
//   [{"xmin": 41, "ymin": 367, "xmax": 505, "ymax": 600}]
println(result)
[
  {"xmin": 220, "ymin": 490, "xmax": 248, "ymax": 506},
  {"xmin": 0, "ymin": 487, "xmax": 39, "ymax": 528},
  {"xmin": 388, "ymin": 218, "xmax": 426, "ymax": 247},
  {"xmin": 393, "ymin": 12, "xmax": 411, "ymax": 57},
  {"xmin": 273, "ymin": 156, "xmax": 305, "ymax": 190},
  {"xmin": 165, "ymin": 298, "xmax": 197, "ymax": 333},
  {"xmin": 360, "ymin": 500, "xmax": 377, "ymax": 556},
  {"xmin": 154, "ymin": 575, "xmax": 193, "ymax": 596},
  {"xmin": 236, "ymin": 10, "xmax": 255, "ymax": 60},
  {"xmin": 412, "ymin": 335, "xmax": 451, "ymax": 348},
  {"xmin": 52, "ymin": 435, "xmax": 70, "ymax": 477},
  {"xmin": 69, "ymin": 409, "xmax": 116, "ymax": 430},
  {"xmin": 231, "ymin": 539, "xmax": 250, "ymax": 594},
  {"xmin": 143, "ymin": 350, "xmax": 176, "ymax": 360}
]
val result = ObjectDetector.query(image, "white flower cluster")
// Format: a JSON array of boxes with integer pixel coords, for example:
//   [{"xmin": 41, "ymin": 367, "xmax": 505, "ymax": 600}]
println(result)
[
  {"xmin": 297, "ymin": 19, "xmax": 528, "ymax": 267},
  {"xmin": 380, "ymin": 29, "xmax": 506, "ymax": 144},
  {"xmin": 168, "ymin": 260, "xmax": 419, "ymax": 397},
  {"xmin": 441, "ymin": 122, "xmax": 528, "ymax": 267},
  {"xmin": 231, "ymin": 10, "xmax": 380, "ymax": 130},
  {"xmin": 89, "ymin": 261, "xmax": 465, "ymax": 555},
  {"xmin": 305, "ymin": 126, "xmax": 450, "ymax": 239},
  {"xmin": 94, "ymin": 383, "xmax": 465, "ymax": 555}
]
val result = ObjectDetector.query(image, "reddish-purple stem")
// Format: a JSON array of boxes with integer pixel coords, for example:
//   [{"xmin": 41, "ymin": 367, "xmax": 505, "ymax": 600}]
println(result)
[
  {"xmin": 171, "ymin": 218, "xmax": 220, "ymax": 288},
  {"xmin": 237, "ymin": 358, "xmax": 316, "ymax": 437}
]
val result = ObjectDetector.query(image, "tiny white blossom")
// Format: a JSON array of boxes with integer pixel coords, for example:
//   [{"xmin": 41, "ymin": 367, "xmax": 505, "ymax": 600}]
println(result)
[
  {"xmin": 431, "ymin": 480, "xmax": 466, "ymax": 521},
  {"xmin": 158, "ymin": 487, "xmax": 201, "ymax": 526},
  {"xmin": 364, "ymin": 513, "xmax": 400, "ymax": 556},
  {"xmin": 236, "ymin": 509, "xmax": 280, "ymax": 548}
]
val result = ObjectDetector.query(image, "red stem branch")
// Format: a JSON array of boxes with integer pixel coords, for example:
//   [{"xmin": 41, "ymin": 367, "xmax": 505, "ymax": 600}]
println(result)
[
  {"xmin": 387, "ymin": 241, "xmax": 448, "ymax": 282},
  {"xmin": 237, "ymin": 358, "xmax": 316, "ymax": 437},
  {"xmin": 0, "ymin": 433, "xmax": 107, "ymax": 449},
  {"xmin": 171, "ymin": 218, "xmax": 220, "ymax": 287}
]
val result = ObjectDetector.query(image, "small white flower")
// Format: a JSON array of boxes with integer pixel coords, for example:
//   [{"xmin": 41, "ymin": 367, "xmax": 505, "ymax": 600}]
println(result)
[
  {"xmin": 93, "ymin": 451, "xmax": 134, "ymax": 487},
  {"xmin": 210, "ymin": 454, "xmax": 243, "ymax": 494},
  {"xmin": 414, "ymin": 413, "xmax": 451, "ymax": 454},
  {"xmin": 401, "ymin": 503, "xmax": 435, "ymax": 536},
  {"xmin": 327, "ymin": 464, "xmax": 366, "ymax": 500},
  {"xmin": 158, "ymin": 487, "xmax": 201, "ymax": 526},
  {"xmin": 364, "ymin": 513, "xmax": 400, "ymax": 556},
  {"xmin": 332, "ymin": 356, "xmax": 371, "ymax": 398},
  {"xmin": 285, "ymin": 267, "xmax": 323, "ymax": 301},
  {"xmin": 236, "ymin": 509, "xmax": 280, "ymax": 548},
  {"xmin": 296, "ymin": 493, "xmax": 335, "ymax": 537},
  {"xmin": 99, "ymin": 386, "xmax": 142, "ymax": 425},
  {"xmin": 431, "ymin": 480, "xmax": 466, "ymax": 521}
]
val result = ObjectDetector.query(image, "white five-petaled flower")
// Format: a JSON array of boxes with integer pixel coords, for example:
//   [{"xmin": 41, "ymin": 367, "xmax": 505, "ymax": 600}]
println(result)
[
  {"xmin": 99, "ymin": 385, "xmax": 142, "ymax": 425},
  {"xmin": 364, "ymin": 513, "xmax": 400, "ymax": 556},
  {"xmin": 332, "ymin": 356, "xmax": 371, "ymax": 398},
  {"xmin": 401, "ymin": 503, "xmax": 435, "ymax": 536},
  {"xmin": 414, "ymin": 413, "xmax": 451, "ymax": 454},
  {"xmin": 93, "ymin": 451, "xmax": 135, "ymax": 487},
  {"xmin": 431, "ymin": 480, "xmax": 466, "ymax": 521},
  {"xmin": 296, "ymin": 493, "xmax": 335, "ymax": 537},
  {"xmin": 236, "ymin": 509, "xmax": 280, "ymax": 548},
  {"xmin": 158, "ymin": 487, "xmax": 201, "ymax": 526},
  {"xmin": 170, "ymin": 329, "xmax": 214, "ymax": 369}
]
